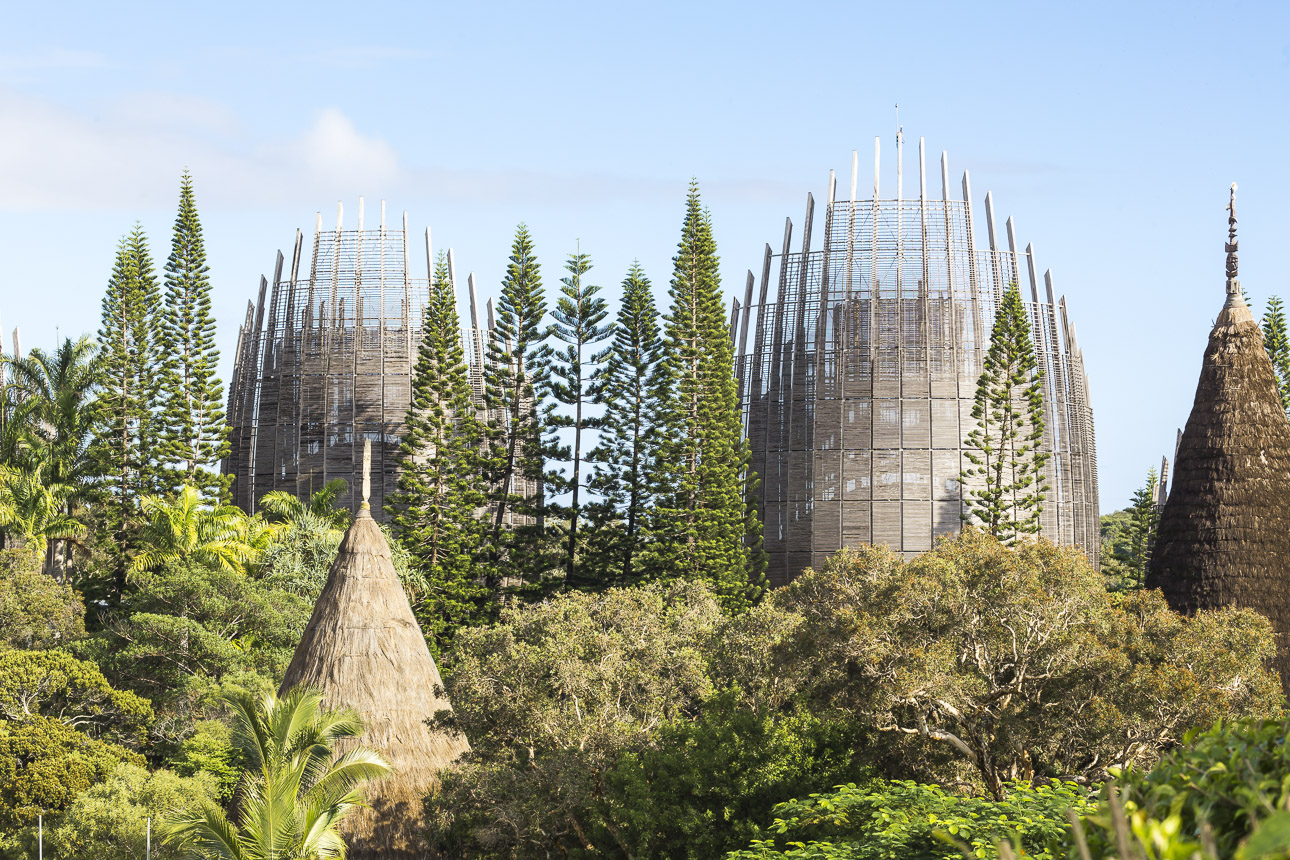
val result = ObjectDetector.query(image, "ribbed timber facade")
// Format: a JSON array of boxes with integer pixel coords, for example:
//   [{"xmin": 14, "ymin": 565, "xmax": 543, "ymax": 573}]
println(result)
[
  {"xmin": 224, "ymin": 200, "xmax": 432, "ymax": 521},
  {"xmin": 732, "ymin": 135, "xmax": 1099, "ymax": 585}
]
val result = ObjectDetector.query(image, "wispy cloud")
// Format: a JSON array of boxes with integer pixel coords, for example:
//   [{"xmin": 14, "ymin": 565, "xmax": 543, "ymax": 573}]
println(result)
[
  {"xmin": 0, "ymin": 49, "xmax": 112, "ymax": 74},
  {"xmin": 0, "ymin": 87, "xmax": 789, "ymax": 213},
  {"xmin": 299, "ymin": 45, "xmax": 428, "ymax": 68}
]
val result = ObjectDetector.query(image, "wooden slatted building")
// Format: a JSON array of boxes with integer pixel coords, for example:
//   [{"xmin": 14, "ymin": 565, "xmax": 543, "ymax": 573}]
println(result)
[
  {"xmin": 224, "ymin": 199, "xmax": 435, "ymax": 521},
  {"xmin": 732, "ymin": 134, "xmax": 1100, "ymax": 585}
]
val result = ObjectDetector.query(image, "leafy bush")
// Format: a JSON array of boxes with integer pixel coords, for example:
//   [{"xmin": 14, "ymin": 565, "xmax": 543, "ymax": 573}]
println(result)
[
  {"xmin": 165, "ymin": 718, "xmax": 240, "ymax": 801},
  {"xmin": 607, "ymin": 693, "xmax": 873, "ymax": 859},
  {"xmin": 0, "ymin": 549, "xmax": 84, "ymax": 650},
  {"xmin": 1076, "ymin": 715, "xmax": 1290, "ymax": 859},
  {"xmin": 0, "ymin": 715, "xmax": 143, "ymax": 832},
  {"xmin": 85, "ymin": 558, "xmax": 309, "ymax": 714},
  {"xmin": 773, "ymin": 530, "xmax": 1282, "ymax": 797},
  {"xmin": 726, "ymin": 779, "xmax": 1093, "ymax": 860},
  {"xmin": 0, "ymin": 649, "xmax": 152, "ymax": 746},
  {"xmin": 41, "ymin": 763, "xmax": 217, "ymax": 860}
]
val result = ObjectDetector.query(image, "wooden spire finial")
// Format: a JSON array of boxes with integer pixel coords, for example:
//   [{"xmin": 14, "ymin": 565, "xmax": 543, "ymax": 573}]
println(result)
[
  {"xmin": 361, "ymin": 438, "xmax": 371, "ymax": 511},
  {"xmin": 1226, "ymin": 183, "xmax": 1240, "ymax": 295}
]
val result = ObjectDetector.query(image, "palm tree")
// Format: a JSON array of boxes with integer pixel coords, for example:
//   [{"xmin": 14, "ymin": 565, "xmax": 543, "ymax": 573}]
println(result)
[
  {"xmin": 2, "ymin": 336, "xmax": 99, "ymax": 483},
  {"xmin": 163, "ymin": 686, "xmax": 390, "ymax": 860},
  {"xmin": 0, "ymin": 336, "xmax": 99, "ymax": 557},
  {"xmin": 259, "ymin": 479, "xmax": 352, "ymax": 530},
  {"xmin": 131, "ymin": 484, "xmax": 269, "ymax": 574},
  {"xmin": 0, "ymin": 459, "xmax": 86, "ymax": 580}
]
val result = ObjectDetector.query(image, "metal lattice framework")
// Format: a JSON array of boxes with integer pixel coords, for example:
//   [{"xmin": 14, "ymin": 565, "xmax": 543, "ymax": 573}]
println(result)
[
  {"xmin": 732, "ymin": 136, "xmax": 1099, "ymax": 586},
  {"xmin": 225, "ymin": 199, "xmax": 432, "ymax": 520}
]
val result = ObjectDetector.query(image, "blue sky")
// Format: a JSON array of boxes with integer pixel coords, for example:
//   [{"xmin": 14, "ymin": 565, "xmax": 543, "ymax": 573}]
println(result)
[{"xmin": 1, "ymin": 0, "xmax": 1287, "ymax": 512}]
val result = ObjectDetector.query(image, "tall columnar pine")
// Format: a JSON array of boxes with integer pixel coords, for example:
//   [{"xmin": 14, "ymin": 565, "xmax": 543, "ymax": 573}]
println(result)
[
  {"xmin": 1261, "ymin": 295, "xmax": 1290, "ymax": 414},
  {"xmin": 960, "ymin": 282, "xmax": 1049, "ymax": 543},
  {"xmin": 390, "ymin": 251, "xmax": 492, "ymax": 652},
  {"xmin": 547, "ymin": 251, "xmax": 611, "ymax": 587},
  {"xmin": 482, "ymin": 225, "xmax": 555, "ymax": 595},
  {"xmin": 157, "ymin": 171, "xmax": 230, "ymax": 498},
  {"xmin": 1125, "ymin": 467, "xmax": 1160, "ymax": 588},
  {"xmin": 646, "ymin": 181, "xmax": 764, "ymax": 610},
  {"xmin": 585, "ymin": 262, "xmax": 662, "ymax": 589},
  {"xmin": 93, "ymin": 225, "xmax": 163, "ymax": 596}
]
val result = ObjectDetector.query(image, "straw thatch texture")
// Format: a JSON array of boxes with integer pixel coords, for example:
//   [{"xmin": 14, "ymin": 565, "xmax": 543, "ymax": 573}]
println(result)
[
  {"xmin": 281, "ymin": 510, "xmax": 469, "ymax": 859},
  {"xmin": 1146, "ymin": 290, "xmax": 1290, "ymax": 690}
]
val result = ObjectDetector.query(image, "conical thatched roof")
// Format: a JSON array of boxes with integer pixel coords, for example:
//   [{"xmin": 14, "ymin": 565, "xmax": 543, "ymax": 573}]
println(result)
[
  {"xmin": 281, "ymin": 444, "xmax": 468, "ymax": 859},
  {"xmin": 1146, "ymin": 186, "xmax": 1290, "ymax": 690}
]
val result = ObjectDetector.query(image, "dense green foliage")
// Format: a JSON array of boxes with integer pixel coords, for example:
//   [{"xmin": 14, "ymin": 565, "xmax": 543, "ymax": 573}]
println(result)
[
  {"xmin": 427, "ymin": 530, "xmax": 1277, "ymax": 859},
  {"xmin": 428, "ymin": 581, "xmax": 869, "ymax": 859},
  {"xmin": 86, "ymin": 558, "xmax": 310, "ymax": 719},
  {"xmin": 727, "ymin": 779, "xmax": 1093, "ymax": 860},
  {"xmin": 961, "ymin": 283, "xmax": 1049, "ymax": 543},
  {"xmin": 1074, "ymin": 714, "xmax": 1290, "ymax": 859},
  {"xmin": 779, "ymin": 529, "xmax": 1281, "ymax": 800},
  {"xmin": 41, "ymin": 763, "xmax": 217, "ymax": 860},
  {"xmin": 0, "ymin": 550, "xmax": 84, "ymax": 649},
  {"xmin": 0, "ymin": 716, "xmax": 143, "ymax": 832},
  {"xmin": 0, "ymin": 649, "xmax": 152, "ymax": 745},
  {"xmin": 0, "ymin": 336, "xmax": 99, "ymax": 579}
]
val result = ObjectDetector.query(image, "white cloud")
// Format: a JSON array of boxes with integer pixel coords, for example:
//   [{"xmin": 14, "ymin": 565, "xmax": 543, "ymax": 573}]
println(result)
[
  {"xmin": 0, "ymin": 90, "xmax": 407, "ymax": 210},
  {"xmin": 299, "ymin": 108, "xmax": 400, "ymax": 189},
  {"xmin": 0, "ymin": 87, "xmax": 792, "ymax": 215}
]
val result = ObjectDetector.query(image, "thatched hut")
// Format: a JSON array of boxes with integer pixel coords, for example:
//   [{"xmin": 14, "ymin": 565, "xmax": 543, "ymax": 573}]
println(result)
[
  {"xmin": 1146, "ymin": 186, "xmax": 1290, "ymax": 689},
  {"xmin": 280, "ymin": 441, "xmax": 469, "ymax": 858}
]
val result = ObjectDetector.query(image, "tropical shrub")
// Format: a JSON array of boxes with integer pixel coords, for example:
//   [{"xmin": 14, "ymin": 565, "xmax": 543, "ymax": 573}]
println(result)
[
  {"xmin": 773, "ymin": 529, "xmax": 1282, "ymax": 798},
  {"xmin": 162, "ymin": 687, "xmax": 390, "ymax": 859},
  {"xmin": 0, "ymin": 649, "xmax": 152, "ymax": 745},
  {"xmin": 726, "ymin": 779, "xmax": 1093, "ymax": 860},
  {"xmin": 429, "ymin": 582, "xmax": 874, "ymax": 859},
  {"xmin": 0, "ymin": 549, "xmax": 84, "ymax": 649},
  {"xmin": 0, "ymin": 715, "xmax": 143, "ymax": 832},
  {"xmin": 41, "ymin": 763, "xmax": 217, "ymax": 860},
  {"xmin": 1076, "ymin": 715, "xmax": 1290, "ymax": 859},
  {"xmin": 88, "ymin": 558, "xmax": 309, "ymax": 711}
]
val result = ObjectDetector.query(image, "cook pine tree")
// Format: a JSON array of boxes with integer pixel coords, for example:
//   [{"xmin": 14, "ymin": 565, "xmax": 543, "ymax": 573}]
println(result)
[
  {"xmin": 1261, "ymin": 295, "xmax": 1290, "ymax": 414},
  {"xmin": 960, "ymin": 282, "xmax": 1049, "ymax": 543},
  {"xmin": 1125, "ymin": 467, "xmax": 1160, "ymax": 588},
  {"xmin": 93, "ymin": 225, "xmax": 163, "ymax": 597},
  {"xmin": 482, "ymin": 224, "xmax": 555, "ymax": 594},
  {"xmin": 156, "ymin": 171, "xmax": 229, "ymax": 498},
  {"xmin": 547, "ymin": 250, "xmax": 610, "ymax": 587},
  {"xmin": 646, "ymin": 181, "xmax": 764, "ymax": 609},
  {"xmin": 585, "ymin": 262, "xmax": 662, "ymax": 589},
  {"xmin": 391, "ymin": 250, "xmax": 491, "ymax": 652}
]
